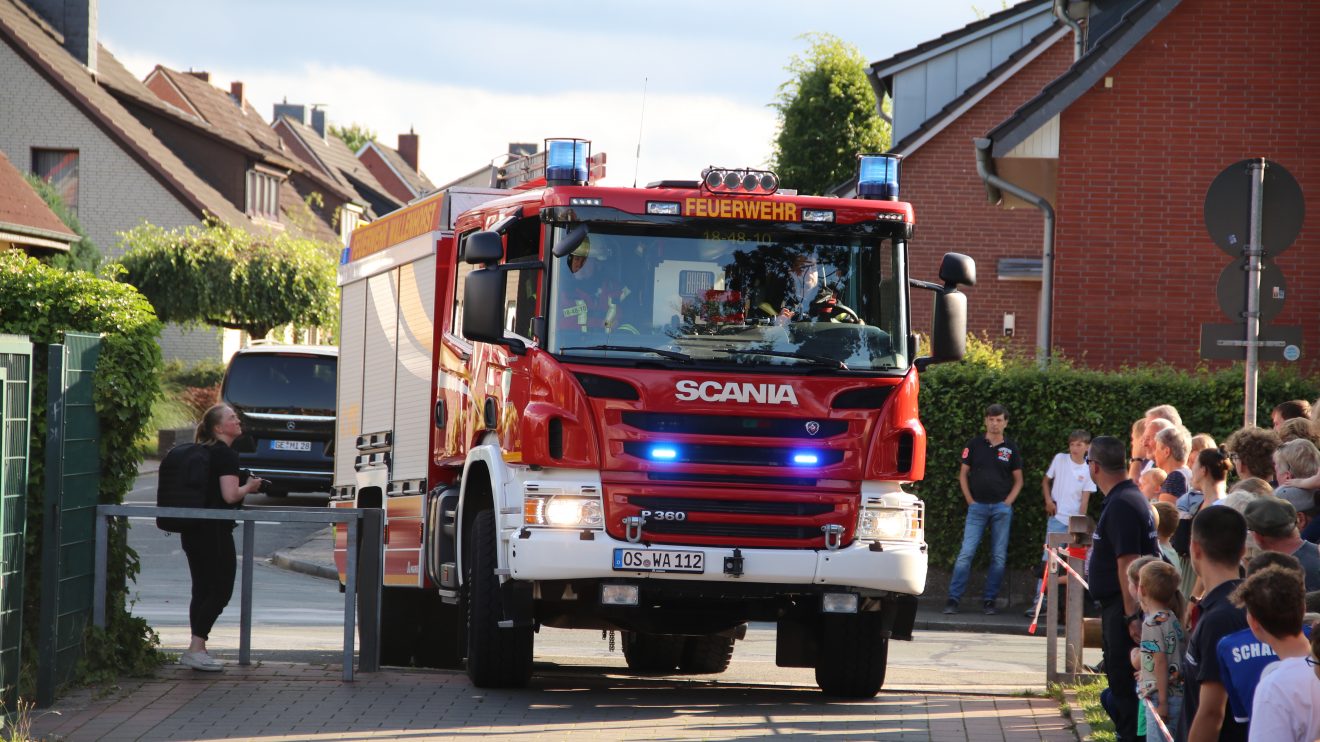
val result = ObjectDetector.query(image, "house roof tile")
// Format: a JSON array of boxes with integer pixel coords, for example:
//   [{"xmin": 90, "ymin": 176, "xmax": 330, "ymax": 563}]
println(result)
[
  {"xmin": 276, "ymin": 116, "xmax": 403, "ymax": 214},
  {"xmin": 365, "ymin": 140, "xmax": 435, "ymax": 197},
  {"xmin": 0, "ymin": 148, "xmax": 76, "ymax": 246}
]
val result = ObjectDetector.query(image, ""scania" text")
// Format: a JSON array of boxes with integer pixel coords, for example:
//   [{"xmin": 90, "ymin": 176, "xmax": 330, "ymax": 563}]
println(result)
[{"xmin": 674, "ymin": 380, "xmax": 799, "ymax": 405}]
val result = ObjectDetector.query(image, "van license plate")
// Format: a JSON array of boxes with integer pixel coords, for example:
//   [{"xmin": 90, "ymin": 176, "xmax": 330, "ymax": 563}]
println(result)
[
  {"xmin": 272, "ymin": 440, "xmax": 311, "ymax": 452},
  {"xmin": 613, "ymin": 548, "xmax": 704, "ymax": 574}
]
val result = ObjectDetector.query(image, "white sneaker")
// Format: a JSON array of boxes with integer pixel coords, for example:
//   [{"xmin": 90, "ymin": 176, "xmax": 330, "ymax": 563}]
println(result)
[{"xmin": 179, "ymin": 651, "xmax": 224, "ymax": 672}]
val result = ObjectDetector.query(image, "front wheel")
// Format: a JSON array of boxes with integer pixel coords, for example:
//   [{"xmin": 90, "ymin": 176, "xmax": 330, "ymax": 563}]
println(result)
[
  {"xmin": 464, "ymin": 509, "xmax": 533, "ymax": 687},
  {"xmin": 813, "ymin": 613, "xmax": 889, "ymax": 698}
]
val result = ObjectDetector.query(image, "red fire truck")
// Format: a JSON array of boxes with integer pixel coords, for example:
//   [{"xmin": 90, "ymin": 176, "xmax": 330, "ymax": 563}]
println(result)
[{"xmin": 332, "ymin": 140, "xmax": 974, "ymax": 697}]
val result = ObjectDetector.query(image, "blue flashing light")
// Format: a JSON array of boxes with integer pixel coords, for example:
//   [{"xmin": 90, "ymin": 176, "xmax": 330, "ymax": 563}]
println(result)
[
  {"xmin": 649, "ymin": 445, "xmax": 678, "ymax": 461},
  {"xmin": 791, "ymin": 452, "xmax": 821, "ymax": 466},
  {"xmin": 340, "ymin": 246, "xmax": 351, "ymax": 264},
  {"xmin": 546, "ymin": 138, "xmax": 589, "ymax": 183},
  {"xmin": 857, "ymin": 154, "xmax": 901, "ymax": 200}
]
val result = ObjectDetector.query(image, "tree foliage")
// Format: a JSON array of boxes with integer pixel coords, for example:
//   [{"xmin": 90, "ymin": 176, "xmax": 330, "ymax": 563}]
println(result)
[
  {"xmin": 330, "ymin": 122, "xmax": 377, "ymax": 154},
  {"xmin": 114, "ymin": 220, "xmax": 339, "ymax": 340},
  {"xmin": 771, "ymin": 33, "xmax": 890, "ymax": 195},
  {"xmin": 23, "ymin": 173, "xmax": 101, "ymax": 273},
  {"xmin": 0, "ymin": 251, "xmax": 166, "ymax": 691}
]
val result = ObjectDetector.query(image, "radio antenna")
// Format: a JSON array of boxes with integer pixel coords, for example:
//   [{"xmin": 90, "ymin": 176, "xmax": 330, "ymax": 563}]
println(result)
[{"xmin": 632, "ymin": 77, "xmax": 648, "ymax": 188}]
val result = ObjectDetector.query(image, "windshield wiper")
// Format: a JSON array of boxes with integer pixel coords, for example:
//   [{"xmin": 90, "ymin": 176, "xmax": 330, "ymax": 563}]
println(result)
[
  {"xmin": 715, "ymin": 347, "xmax": 847, "ymax": 370},
  {"xmin": 559, "ymin": 344, "xmax": 693, "ymax": 363}
]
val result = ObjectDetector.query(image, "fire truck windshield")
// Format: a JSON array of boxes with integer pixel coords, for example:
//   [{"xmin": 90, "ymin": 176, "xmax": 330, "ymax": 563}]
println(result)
[{"xmin": 547, "ymin": 225, "xmax": 909, "ymax": 372}]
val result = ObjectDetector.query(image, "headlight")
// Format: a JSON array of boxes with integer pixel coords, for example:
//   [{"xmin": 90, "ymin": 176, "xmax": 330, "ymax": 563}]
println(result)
[
  {"xmin": 524, "ymin": 495, "xmax": 603, "ymax": 528},
  {"xmin": 856, "ymin": 503, "xmax": 923, "ymax": 542}
]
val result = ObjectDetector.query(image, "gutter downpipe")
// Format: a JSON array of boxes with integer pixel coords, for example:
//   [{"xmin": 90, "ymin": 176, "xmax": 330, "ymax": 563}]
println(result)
[
  {"xmin": 1053, "ymin": 0, "xmax": 1084, "ymax": 61},
  {"xmin": 974, "ymin": 137, "xmax": 1055, "ymax": 368}
]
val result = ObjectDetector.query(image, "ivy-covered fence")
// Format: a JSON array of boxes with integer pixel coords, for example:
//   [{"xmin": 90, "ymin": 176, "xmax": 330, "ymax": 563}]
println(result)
[
  {"xmin": 0, "ymin": 252, "xmax": 165, "ymax": 695},
  {"xmin": 915, "ymin": 346, "xmax": 1319, "ymax": 571}
]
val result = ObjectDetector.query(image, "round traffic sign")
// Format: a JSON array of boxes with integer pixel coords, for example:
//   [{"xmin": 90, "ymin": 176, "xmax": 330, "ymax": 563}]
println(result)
[
  {"xmin": 1216, "ymin": 256, "xmax": 1286, "ymax": 324},
  {"xmin": 1204, "ymin": 159, "xmax": 1305, "ymax": 256}
]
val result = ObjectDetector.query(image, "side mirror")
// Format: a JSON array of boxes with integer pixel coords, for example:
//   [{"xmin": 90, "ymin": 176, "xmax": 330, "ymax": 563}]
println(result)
[
  {"xmin": 938, "ymin": 252, "xmax": 976, "ymax": 289},
  {"xmin": 914, "ymin": 252, "xmax": 974, "ymax": 371},
  {"xmin": 464, "ymin": 231, "xmax": 504, "ymax": 265},
  {"xmin": 550, "ymin": 225, "xmax": 590, "ymax": 258},
  {"xmin": 462, "ymin": 268, "xmax": 523, "ymax": 352}
]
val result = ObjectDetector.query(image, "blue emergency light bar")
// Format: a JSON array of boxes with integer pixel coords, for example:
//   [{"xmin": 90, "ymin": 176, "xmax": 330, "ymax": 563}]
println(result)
[
  {"xmin": 649, "ymin": 445, "xmax": 678, "ymax": 461},
  {"xmin": 546, "ymin": 138, "xmax": 590, "ymax": 185},
  {"xmin": 791, "ymin": 452, "xmax": 821, "ymax": 466},
  {"xmin": 857, "ymin": 153, "xmax": 901, "ymax": 201}
]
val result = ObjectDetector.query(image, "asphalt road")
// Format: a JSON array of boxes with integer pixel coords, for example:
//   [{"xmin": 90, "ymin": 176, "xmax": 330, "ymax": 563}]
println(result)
[{"xmin": 125, "ymin": 471, "xmax": 1098, "ymax": 693}]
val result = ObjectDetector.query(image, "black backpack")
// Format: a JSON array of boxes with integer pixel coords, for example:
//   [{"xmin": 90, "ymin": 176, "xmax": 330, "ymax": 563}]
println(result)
[{"xmin": 157, "ymin": 443, "xmax": 211, "ymax": 533}]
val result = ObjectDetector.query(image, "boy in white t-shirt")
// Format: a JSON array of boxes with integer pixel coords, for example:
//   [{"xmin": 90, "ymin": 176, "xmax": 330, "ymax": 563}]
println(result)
[
  {"xmin": 1230, "ymin": 563, "xmax": 1320, "ymax": 742},
  {"xmin": 1027, "ymin": 430, "xmax": 1097, "ymax": 617}
]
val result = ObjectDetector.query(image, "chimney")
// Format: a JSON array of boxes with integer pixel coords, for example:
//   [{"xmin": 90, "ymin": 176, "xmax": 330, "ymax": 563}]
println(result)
[
  {"xmin": 29, "ymin": 0, "xmax": 97, "ymax": 72},
  {"xmin": 397, "ymin": 129, "xmax": 419, "ymax": 171},
  {"xmin": 310, "ymin": 105, "xmax": 327, "ymax": 140},
  {"xmin": 230, "ymin": 81, "xmax": 245, "ymax": 108},
  {"xmin": 273, "ymin": 100, "xmax": 307, "ymax": 126},
  {"xmin": 186, "ymin": 70, "xmax": 210, "ymax": 83}
]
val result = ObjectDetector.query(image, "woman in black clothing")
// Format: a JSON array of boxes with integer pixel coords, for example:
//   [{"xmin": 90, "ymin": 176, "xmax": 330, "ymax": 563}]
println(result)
[{"xmin": 179, "ymin": 404, "xmax": 265, "ymax": 672}]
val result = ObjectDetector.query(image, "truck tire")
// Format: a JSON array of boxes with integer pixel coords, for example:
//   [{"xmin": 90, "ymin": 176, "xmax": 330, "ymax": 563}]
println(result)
[
  {"xmin": 622, "ymin": 631, "xmax": 684, "ymax": 673},
  {"xmin": 464, "ymin": 509, "xmax": 533, "ymax": 687},
  {"xmin": 813, "ymin": 613, "xmax": 889, "ymax": 698},
  {"xmin": 679, "ymin": 635, "xmax": 734, "ymax": 674}
]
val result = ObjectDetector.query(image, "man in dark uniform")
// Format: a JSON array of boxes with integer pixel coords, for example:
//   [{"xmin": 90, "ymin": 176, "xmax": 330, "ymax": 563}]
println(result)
[
  {"xmin": 558, "ymin": 240, "xmax": 640, "ymax": 335},
  {"xmin": 757, "ymin": 253, "xmax": 861, "ymax": 324},
  {"xmin": 944, "ymin": 403, "xmax": 1023, "ymax": 616},
  {"xmin": 1086, "ymin": 434, "xmax": 1160, "ymax": 742}
]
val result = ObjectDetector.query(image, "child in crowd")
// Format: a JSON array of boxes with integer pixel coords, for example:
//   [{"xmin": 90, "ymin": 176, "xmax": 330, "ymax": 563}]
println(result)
[
  {"xmin": 1152, "ymin": 501, "xmax": 1181, "ymax": 573},
  {"xmin": 1027, "ymin": 430, "xmax": 1095, "ymax": 617},
  {"xmin": 1137, "ymin": 560, "xmax": 1187, "ymax": 737},
  {"xmin": 1125, "ymin": 554, "xmax": 1162, "ymax": 741},
  {"xmin": 1229, "ymin": 564, "xmax": 1320, "ymax": 742},
  {"xmin": 1190, "ymin": 433, "xmax": 1216, "ymax": 462},
  {"xmin": 1140, "ymin": 468, "xmax": 1167, "ymax": 502}
]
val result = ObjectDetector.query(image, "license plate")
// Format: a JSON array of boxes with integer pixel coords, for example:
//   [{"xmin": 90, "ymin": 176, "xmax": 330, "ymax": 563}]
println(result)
[
  {"xmin": 271, "ymin": 440, "xmax": 311, "ymax": 452},
  {"xmin": 613, "ymin": 548, "xmax": 704, "ymax": 574}
]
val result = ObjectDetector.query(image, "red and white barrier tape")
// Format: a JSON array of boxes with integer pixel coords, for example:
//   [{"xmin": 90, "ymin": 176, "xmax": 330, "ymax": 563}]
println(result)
[{"xmin": 1142, "ymin": 696, "xmax": 1175, "ymax": 742}]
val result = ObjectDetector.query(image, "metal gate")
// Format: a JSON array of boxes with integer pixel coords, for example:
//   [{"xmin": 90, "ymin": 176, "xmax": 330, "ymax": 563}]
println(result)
[
  {"xmin": 0, "ymin": 335, "xmax": 34, "ymax": 710},
  {"xmin": 37, "ymin": 333, "xmax": 102, "ymax": 706}
]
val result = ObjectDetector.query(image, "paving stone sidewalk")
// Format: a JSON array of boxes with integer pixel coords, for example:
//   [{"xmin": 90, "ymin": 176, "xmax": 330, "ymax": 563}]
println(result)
[{"xmin": 32, "ymin": 661, "xmax": 1077, "ymax": 741}]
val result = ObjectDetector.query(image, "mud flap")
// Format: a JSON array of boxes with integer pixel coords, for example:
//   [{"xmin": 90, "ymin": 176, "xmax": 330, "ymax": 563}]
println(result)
[
  {"xmin": 499, "ymin": 579, "xmax": 535, "ymax": 627},
  {"xmin": 883, "ymin": 593, "xmax": 918, "ymax": 640}
]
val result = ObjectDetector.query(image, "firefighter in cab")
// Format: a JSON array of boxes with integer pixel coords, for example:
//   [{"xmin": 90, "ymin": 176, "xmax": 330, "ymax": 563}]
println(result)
[
  {"xmin": 560, "ymin": 238, "xmax": 640, "ymax": 334},
  {"xmin": 760, "ymin": 252, "xmax": 861, "ymax": 324}
]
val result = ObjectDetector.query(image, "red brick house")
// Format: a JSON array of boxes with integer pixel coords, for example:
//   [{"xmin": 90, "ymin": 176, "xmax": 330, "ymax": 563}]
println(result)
[
  {"xmin": 357, "ymin": 131, "xmax": 434, "ymax": 205},
  {"xmin": 860, "ymin": 0, "xmax": 1318, "ymax": 371}
]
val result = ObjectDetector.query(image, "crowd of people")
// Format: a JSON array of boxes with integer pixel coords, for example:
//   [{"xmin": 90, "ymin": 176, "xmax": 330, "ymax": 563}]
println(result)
[{"xmin": 943, "ymin": 399, "xmax": 1320, "ymax": 741}]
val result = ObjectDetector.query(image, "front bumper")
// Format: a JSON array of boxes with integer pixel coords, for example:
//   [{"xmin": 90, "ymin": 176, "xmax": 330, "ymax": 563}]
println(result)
[{"xmin": 506, "ymin": 526, "xmax": 927, "ymax": 595}]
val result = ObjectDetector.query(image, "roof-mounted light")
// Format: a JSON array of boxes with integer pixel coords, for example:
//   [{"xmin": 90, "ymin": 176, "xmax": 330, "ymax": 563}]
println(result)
[
  {"xmin": 701, "ymin": 167, "xmax": 779, "ymax": 195},
  {"xmin": 857, "ymin": 153, "xmax": 901, "ymax": 201},
  {"xmin": 546, "ymin": 138, "xmax": 590, "ymax": 186}
]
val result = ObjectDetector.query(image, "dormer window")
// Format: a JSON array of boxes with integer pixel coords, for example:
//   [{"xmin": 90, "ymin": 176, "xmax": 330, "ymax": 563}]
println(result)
[{"xmin": 245, "ymin": 168, "xmax": 282, "ymax": 221}]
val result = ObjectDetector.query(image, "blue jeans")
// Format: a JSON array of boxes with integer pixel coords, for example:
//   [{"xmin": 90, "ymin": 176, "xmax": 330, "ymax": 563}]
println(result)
[
  {"xmin": 1031, "ymin": 517, "xmax": 1070, "ymax": 606},
  {"xmin": 947, "ymin": 501, "xmax": 1013, "ymax": 603}
]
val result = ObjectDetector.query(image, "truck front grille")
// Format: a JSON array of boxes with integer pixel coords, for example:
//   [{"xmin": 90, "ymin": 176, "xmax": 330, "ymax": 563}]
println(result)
[{"xmin": 627, "ymin": 495, "xmax": 833, "ymax": 517}]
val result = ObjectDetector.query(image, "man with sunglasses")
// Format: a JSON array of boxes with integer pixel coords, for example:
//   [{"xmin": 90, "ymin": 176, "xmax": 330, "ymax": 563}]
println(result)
[{"xmin": 1086, "ymin": 435, "xmax": 1160, "ymax": 742}]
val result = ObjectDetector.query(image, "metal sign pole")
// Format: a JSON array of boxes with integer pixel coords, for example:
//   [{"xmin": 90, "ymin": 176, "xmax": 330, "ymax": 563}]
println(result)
[{"xmin": 1243, "ymin": 159, "xmax": 1265, "ymax": 427}]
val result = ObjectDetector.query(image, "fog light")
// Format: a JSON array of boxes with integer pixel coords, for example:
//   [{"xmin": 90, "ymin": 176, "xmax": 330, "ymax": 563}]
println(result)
[
  {"xmin": 822, "ymin": 593, "xmax": 859, "ymax": 614},
  {"xmin": 601, "ymin": 584, "xmax": 640, "ymax": 606}
]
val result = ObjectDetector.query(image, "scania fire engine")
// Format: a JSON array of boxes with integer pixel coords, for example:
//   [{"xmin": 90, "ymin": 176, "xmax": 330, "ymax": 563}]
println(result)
[{"xmin": 332, "ymin": 139, "xmax": 975, "ymax": 697}]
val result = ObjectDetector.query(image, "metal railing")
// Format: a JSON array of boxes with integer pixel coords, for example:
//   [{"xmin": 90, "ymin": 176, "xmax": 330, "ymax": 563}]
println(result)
[{"xmin": 94, "ymin": 504, "xmax": 383, "ymax": 681}]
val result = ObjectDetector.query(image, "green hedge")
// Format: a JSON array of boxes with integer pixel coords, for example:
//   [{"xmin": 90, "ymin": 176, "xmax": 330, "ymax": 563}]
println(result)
[
  {"xmin": 0, "ymin": 252, "xmax": 165, "ymax": 693},
  {"xmin": 915, "ymin": 344, "xmax": 1319, "ymax": 571}
]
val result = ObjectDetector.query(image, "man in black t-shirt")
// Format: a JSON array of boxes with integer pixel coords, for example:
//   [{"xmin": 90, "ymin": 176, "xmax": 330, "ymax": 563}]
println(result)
[
  {"xmin": 943, "ymin": 404, "xmax": 1023, "ymax": 616},
  {"xmin": 1180, "ymin": 506, "xmax": 1249, "ymax": 742},
  {"xmin": 1085, "ymin": 435, "xmax": 1160, "ymax": 742}
]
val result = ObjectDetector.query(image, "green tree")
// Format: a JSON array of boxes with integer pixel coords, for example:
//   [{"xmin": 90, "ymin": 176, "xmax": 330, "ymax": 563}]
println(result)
[
  {"xmin": 23, "ymin": 172, "xmax": 101, "ymax": 273},
  {"xmin": 330, "ymin": 122, "xmax": 377, "ymax": 154},
  {"xmin": 771, "ymin": 33, "xmax": 891, "ymax": 195},
  {"xmin": 114, "ymin": 219, "xmax": 338, "ymax": 339}
]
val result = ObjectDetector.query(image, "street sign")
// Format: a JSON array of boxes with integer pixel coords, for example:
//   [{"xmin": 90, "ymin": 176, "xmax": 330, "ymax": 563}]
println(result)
[
  {"xmin": 1216, "ymin": 256, "xmax": 1286, "ymax": 324},
  {"xmin": 1204, "ymin": 159, "xmax": 1305, "ymax": 256},
  {"xmin": 1199, "ymin": 323, "xmax": 1303, "ymax": 362}
]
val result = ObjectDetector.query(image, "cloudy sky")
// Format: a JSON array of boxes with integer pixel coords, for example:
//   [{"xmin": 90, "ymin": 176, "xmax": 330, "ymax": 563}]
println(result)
[{"xmin": 102, "ymin": 0, "xmax": 987, "ymax": 188}]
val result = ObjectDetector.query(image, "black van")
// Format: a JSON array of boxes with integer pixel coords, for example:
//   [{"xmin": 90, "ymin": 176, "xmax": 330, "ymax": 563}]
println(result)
[{"xmin": 220, "ymin": 344, "xmax": 337, "ymax": 496}]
